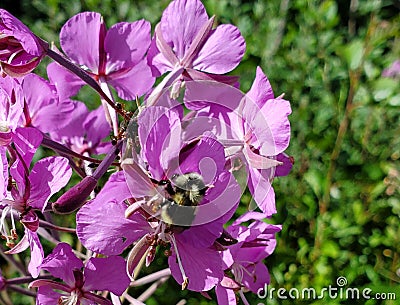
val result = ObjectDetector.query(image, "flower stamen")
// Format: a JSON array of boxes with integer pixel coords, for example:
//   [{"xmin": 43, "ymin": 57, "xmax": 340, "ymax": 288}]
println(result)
[
  {"xmin": 58, "ymin": 289, "xmax": 81, "ymax": 305},
  {"xmin": 0, "ymin": 204, "xmax": 20, "ymax": 248},
  {"xmin": 169, "ymin": 234, "xmax": 189, "ymax": 290}
]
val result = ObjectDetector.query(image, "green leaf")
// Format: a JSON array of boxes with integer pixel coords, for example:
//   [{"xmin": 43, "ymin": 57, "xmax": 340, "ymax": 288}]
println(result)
[
  {"xmin": 338, "ymin": 40, "xmax": 364, "ymax": 70},
  {"xmin": 372, "ymin": 78, "xmax": 398, "ymax": 101},
  {"xmin": 304, "ymin": 169, "xmax": 324, "ymax": 198},
  {"xmin": 321, "ymin": 240, "xmax": 340, "ymax": 258}
]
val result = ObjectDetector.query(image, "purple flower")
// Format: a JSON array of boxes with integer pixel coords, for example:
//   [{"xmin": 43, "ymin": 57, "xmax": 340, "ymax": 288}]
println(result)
[
  {"xmin": 216, "ymin": 212, "xmax": 281, "ymax": 304},
  {"xmin": 29, "ymin": 243, "xmax": 130, "ymax": 305},
  {"xmin": 1, "ymin": 134, "xmax": 71, "ymax": 277},
  {"xmin": 0, "ymin": 9, "xmax": 47, "ymax": 77},
  {"xmin": 124, "ymin": 105, "xmax": 241, "ymax": 290},
  {"xmin": 183, "ymin": 67, "xmax": 292, "ymax": 216},
  {"xmin": 135, "ymin": 104, "xmax": 240, "ymax": 227},
  {"xmin": 47, "ymin": 12, "xmax": 154, "ymax": 101},
  {"xmin": 49, "ymin": 101, "xmax": 111, "ymax": 155},
  {"xmin": 240, "ymin": 68, "xmax": 291, "ymax": 215},
  {"xmin": 21, "ymin": 73, "xmax": 74, "ymax": 133},
  {"xmin": 77, "ymin": 104, "xmax": 241, "ymax": 291},
  {"xmin": 0, "ymin": 74, "xmax": 74, "ymax": 143},
  {"xmin": 147, "ymin": 0, "xmax": 245, "ymax": 83},
  {"xmin": 76, "ymin": 171, "xmax": 152, "ymax": 256},
  {"xmin": 382, "ymin": 59, "xmax": 400, "ymax": 78}
]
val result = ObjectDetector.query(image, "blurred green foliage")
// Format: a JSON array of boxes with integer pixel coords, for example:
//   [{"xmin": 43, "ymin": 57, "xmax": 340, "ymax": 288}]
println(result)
[{"xmin": 1, "ymin": 0, "xmax": 399, "ymax": 304}]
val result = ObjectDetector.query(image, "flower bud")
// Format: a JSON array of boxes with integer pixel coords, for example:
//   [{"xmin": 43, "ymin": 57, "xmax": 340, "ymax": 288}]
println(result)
[
  {"xmin": 0, "ymin": 9, "xmax": 48, "ymax": 77},
  {"xmin": 52, "ymin": 176, "xmax": 97, "ymax": 214}
]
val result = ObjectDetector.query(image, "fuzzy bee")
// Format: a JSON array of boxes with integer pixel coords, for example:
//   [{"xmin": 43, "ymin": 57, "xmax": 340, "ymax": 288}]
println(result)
[{"xmin": 152, "ymin": 173, "xmax": 207, "ymax": 227}]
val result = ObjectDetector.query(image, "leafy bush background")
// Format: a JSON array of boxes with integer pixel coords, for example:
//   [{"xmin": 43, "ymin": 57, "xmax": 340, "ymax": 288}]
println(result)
[{"xmin": 1, "ymin": 0, "xmax": 399, "ymax": 304}]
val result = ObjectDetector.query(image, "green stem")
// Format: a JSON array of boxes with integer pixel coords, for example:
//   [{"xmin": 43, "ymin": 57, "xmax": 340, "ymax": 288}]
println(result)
[{"xmin": 7, "ymin": 285, "xmax": 36, "ymax": 297}]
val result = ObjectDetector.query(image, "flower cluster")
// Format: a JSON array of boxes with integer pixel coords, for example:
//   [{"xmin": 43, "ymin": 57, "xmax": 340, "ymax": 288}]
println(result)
[{"xmin": 0, "ymin": 0, "xmax": 292, "ymax": 304}]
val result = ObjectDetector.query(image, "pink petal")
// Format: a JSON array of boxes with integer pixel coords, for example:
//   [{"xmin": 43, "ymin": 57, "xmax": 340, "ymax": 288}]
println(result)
[
  {"xmin": 160, "ymin": 0, "xmax": 209, "ymax": 60},
  {"xmin": 258, "ymin": 99, "xmax": 291, "ymax": 155},
  {"xmin": 94, "ymin": 171, "xmax": 132, "ymax": 204},
  {"xmin": 50, "ymin": 101, "xmax": 87, "ymax": 141},
  {"xmin": 169, "ymin": 237, "xmax": 223, "ymax": 291},
  {"xmin": 147, "ymin": 36, "xmax": 174, "ymax": 76},
  {"xmin": 33, "ymin": 99, "xmax": 75, "ymax": 133},
  {"xmin": 9, "ymin": 127, "xmax": 42, "ymax": 199},
  {"xmin": 60, "ymin": 12, "xmax": 104, "ymax": 73},
  {"xmin": 154, "ymin": 23, "xmax": 179, "ymax": 67},
  {"xmin": 22, "ymin": 73, "xmax": 55, "ymax": 113},
  {"xmin": 138, "ymin": 106, "xmax": 182, "ymax": 180},
  {"xmin": 0, "ymin": 9, "xmax": 44, "ymax": 56},
  {"xmin": 47, "ymin": 62, "xmax": 85, "ymax": 101},
  {"xmin": 241, "ymin": 262, "xmax": 270, "ymax": 293},
  {"xmin": 178, "ymin": 135, "xmax": 225, "ymax": 185},
  {"xmin": 107, "ymin": 59, "xmax": 154, "ymax": 100},
  {"xmin": 12, "ymin": 127, "xmax": 42, "ymax": 167},
  {"xmin": 105, "ymin": 20, "xmax": 151, "ymax": 72},
  {"xmin": 233, "ymin": 211, "xmax": 267, "ymax": 224},
  {"xmin": 83, "ymin": 106, "xmax": 111, "ymax": 148},
  {"xmin": 28, "ymin": 156, "xmax": 72, "ymax": 211},
  {"xmin": 84, "ymin": 256, "xmax": 130, "ymax": 296},
  {"xmin": 76, "ymin": 199, "xmax": 151, "ymax": 255},
  {"xmin": 193, "ymin": 171, "xmax": 240, "ymax": 227},
  {"xmin": 184, "ymin": 68, "xmax": 240, "ymax": 85},
  {"xmin": 275, "ymin": 153, "xmax": 293, "ymax": 177},
  {"xmin": 37, "ymin": 286, "xmax": 62, "ymax": 305},
  {"xmin": 193, "ymin": 24, "xmax": 245, "ymax": 74},
  {"xmin": 184, "ymin": 79, "xmax": 243, "ymax": 111},
  {"xmin": 243, "ymin": 145, "xmax": 282, "ymax": 170},
  {"xmin": 40, "ymin": 242, "xmax": 83, "ymax": 286},
  {"xmin": 216, "ymin": 284, "xmax": 237, "ymax": 305},
  {"xmin": 27, "ymin": 230, "xmax": 44, "ymax": 278},
  {"xmin": 121, "ymin": 159, "xmax": 156, "ymax": 198},
  {"xmin": 247, "ymin": 167, "xmax": 276, "ymax": 216},
  {"xmin": 22, "ymin": 74, "xmax": 75, "ymax": 132},
  {"xmin": 247, "ymin": 66, "xmax": 275, "ymax": 107},
  {"xmin": 0, "ymin": 58, "xmax": 42, "ymax": 77},
  {"xmin": 0, "ymin": 76, "xmax": 24, "ymax": 128}
]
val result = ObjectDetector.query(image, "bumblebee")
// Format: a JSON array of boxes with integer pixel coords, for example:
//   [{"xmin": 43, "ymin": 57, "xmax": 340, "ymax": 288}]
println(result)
[{"xmin": 152, "ymin": 172, "xmax": 207, "ymax": 227}]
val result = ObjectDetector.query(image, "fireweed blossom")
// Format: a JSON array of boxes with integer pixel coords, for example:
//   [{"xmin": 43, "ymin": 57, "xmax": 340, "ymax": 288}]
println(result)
[
  {"xmin": 183, "ymin": 67, "xmax": 292, "ymax": 216},
  {"xmin": 48, "ymin": 11, "xmax": 155, "ymax": 100},
  {"xmin": 0, "ymin": 133, "xmax": 71, "ymax": 277},
  {"xmin": 49, "ymin": 100, "xmax": 111, "ymax": 156},
  {"xmin": 0, "ymin": 73, "xmax": 74, "ymax": 143},
  {"xmin": 146, "ymin": 0, "xmax": 245, "ymax": 102},
  {"xmin": 77, "ymin": 105, "xmax": 241, "ymax": 291},
  {"xmin": 215, "ymin": 212, "xmax": 281, "ymax": 305},
  {"xmin": 0, "ymin": 9, "xmax": 47, "ymax": 77},
  {"xmin": 47, "ymin": 11, "xmax": 155, "ymax": 134},
  {"xmin": 0, "ymin": 1, "xmax": 293, "ymax": 303},
  {"xmin": 29, "ymin": 242, "xmax": 130, "ymax": 305},
  {"xmin": 20, "ymin": 73, "xmax": 74, "ymax": 133}
]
